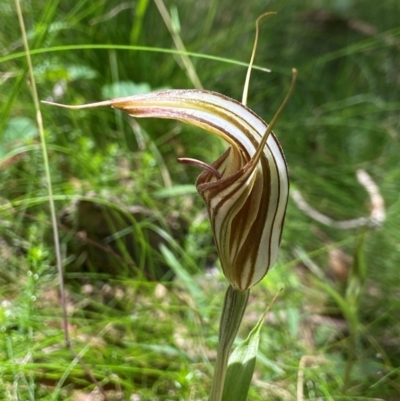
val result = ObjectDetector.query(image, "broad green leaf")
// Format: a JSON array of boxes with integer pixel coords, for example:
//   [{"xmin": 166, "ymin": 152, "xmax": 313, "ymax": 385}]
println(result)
[
  {"xmin": 221, "ymin": 299, "xmax": 272, "ymax": 401},
  {"xmin": 101, "ymin": 81, "xmax": 152, "ymax": 99},
  {"xmin": 37, "ymin": 62, "xmax": 97, "ymax": 82},
  {"xmin": 221, "ymin": 317, "xmax": 262, "ymax": 401},
  {"xmin": 1, "ymin": 117, "xmax": 38, "ymax": 157}
]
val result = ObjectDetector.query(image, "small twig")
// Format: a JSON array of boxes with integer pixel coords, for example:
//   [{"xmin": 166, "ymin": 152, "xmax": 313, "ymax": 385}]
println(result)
[
  {"xmin": 297, "ymin": 356, "xmax": 306, "ymax": 401},
  {"xmin": 356, "ymin": 169, "xmax": 385, "ymax": 225},
  {"xmin": 68, "ymin": 346, "xmax": 108, "ymax": 396},
  {"xmin": 291, "ymin": 169, "xmax": 385, "ymax": 229},
  {"xmin": 297, "ymin": 355, "xmax": 327, "ymax": 401}
]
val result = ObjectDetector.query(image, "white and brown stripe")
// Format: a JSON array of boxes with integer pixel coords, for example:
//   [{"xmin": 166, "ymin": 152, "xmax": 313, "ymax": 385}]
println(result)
[
  {"xmin": 110, "ymin": 89, "xmax": 289, "ymax": 290},
  {"xmin": 43, "ymin": 89, "xmax": 289, "ymax": 290}
]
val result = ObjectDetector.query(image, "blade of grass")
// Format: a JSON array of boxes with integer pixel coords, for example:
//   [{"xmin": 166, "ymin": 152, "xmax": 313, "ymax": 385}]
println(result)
[
  {"xmin": 204, "ymin": 0, "xmax": 220, "ymax": 35},
  {"xmin": 14, "ymin": 2, "xmax": 110, "ymax": 399},
  {"xmin": 14, "ymin": 0, "xmax": 65, "ymax": 338},
  {"xmin": 153, "ymin": 0, "xmax": 203, "ymax": 89},
  {"xmin": 0, "ymin": 44, "xmax": 271, "ymax": 74},
  {"xmin": 130, "ymin": 0, "xmax": 150, "ymax": 44}
]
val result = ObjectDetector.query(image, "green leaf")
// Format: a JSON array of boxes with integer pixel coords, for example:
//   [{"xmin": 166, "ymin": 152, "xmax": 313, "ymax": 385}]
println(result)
[
  {"xmin": 221, "ymin": 313, "xmax": 263, "ymax": 401},
  {"xmin": 2, "ymin": 117, "xmax": 38, "ymax": 142},
  {"xmin": 66, "ymin": 64, "xmax": 98, "ymax": 81},
  {"xmin": 159, "ymin": 244, "xmax": 206, "ymax": 310},
  {"xmin": 1, "ymin": 117, "xmax": 38, "ymax": 157},
  {"xmin": 153, "ymin": 184, "xmax": 197, "ymax": 198},
  {"xmin": 222, "ymin": 292, "xmax": 279, "ymax": 401},
  {"xmin": 101, "ymin": 81, "xmax": 152, "ymax": 99}
]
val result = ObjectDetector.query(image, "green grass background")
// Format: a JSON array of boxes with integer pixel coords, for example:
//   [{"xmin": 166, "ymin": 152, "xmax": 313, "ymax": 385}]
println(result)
[{"xmin": 1, "ymin": 0, "xmax": 399, "ymax": 399}]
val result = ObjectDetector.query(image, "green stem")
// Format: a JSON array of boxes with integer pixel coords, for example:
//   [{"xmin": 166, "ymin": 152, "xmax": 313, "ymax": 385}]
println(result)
[
  {"xmin": 343, "ymin": 329, "xmax": 357, "ymax": 392},
  {"xmin": 14, "ymin": 0, "xmax": 66, "ymax": 338},
  {"xmin": 209, "ymin": 285, "xmax": 250, "ymax": 401}
]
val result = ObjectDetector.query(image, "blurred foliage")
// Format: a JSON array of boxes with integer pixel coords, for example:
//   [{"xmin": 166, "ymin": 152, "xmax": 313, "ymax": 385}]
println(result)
[{"xmin": 0, "ymin": 0, "xmax": 399, "ymax": 399}]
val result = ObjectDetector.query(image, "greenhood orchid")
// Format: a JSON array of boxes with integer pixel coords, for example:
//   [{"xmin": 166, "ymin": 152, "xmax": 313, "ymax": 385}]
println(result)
[{"xmin": 43, "ymin": 72, "xmax": 295, "ymax": 291}]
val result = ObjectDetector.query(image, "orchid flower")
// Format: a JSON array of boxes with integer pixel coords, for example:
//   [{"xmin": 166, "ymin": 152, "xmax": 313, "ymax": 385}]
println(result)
[
  {"xmin": 42, "ymin": 10, "xmax": 298, "ymax": 399},
  {"xmin": 43, "ymin": 75, "xmax": 295, "ymax": 291},
  {"xmin": 43, "ymin": 63, "xmax": 296, "ymax": 401}
]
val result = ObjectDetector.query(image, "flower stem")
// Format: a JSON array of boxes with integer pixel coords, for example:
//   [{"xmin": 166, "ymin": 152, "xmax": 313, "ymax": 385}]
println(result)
[{"xmin": 209, "ymin": 285, "xmax": 250, "ymax": 401}]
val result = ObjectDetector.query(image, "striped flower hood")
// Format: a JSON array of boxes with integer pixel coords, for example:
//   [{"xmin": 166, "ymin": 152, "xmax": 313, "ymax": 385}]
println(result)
[
  {"xmin": 109, "ymin": 89, "xmax": 289, "ymax": 290},
  {"xmin": 44, "ymin": 88, "xmax": 290, "ymax": 290}
]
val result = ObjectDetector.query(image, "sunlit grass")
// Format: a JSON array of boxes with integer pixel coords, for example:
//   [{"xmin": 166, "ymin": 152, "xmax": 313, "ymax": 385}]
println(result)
[{"xmin": 1, "ymin": 0, "xmax": 399, "ymax": 399}]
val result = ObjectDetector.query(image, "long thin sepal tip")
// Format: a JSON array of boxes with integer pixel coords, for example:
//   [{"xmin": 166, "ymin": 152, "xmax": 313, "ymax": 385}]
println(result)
[{"xmin": 41, "ymin": 99, "xmax": 113, "ymax": 109}]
